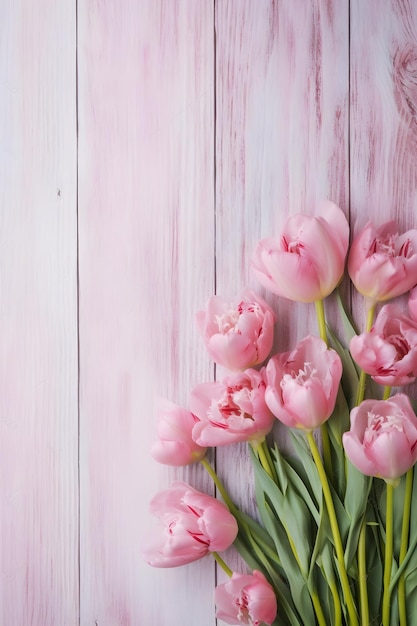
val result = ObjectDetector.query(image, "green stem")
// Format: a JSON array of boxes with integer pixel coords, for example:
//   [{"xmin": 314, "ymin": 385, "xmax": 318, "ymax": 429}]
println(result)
[
  {"xmin": 306, "ymin": 431, "xmax": 358, "ymax": 626},
  {"xmin": 200, "ymin": 457, "xmax": 282, "ymax": 568},
  {"xmin": 320, "ymin": 422, "xmax": 333, "ymax": 479},
  {"xmin": 383, "ymin": 386, "xmax": 391, "ymax": 400},
  {"xmin": 356, "ymin": 370, "xmax": 367, "ymax": 407},
  {"xmin": 212, "ymin": 551, "xmax": 233, "ymax": 577},
  {"xmin": 315, "ymin": 299, "xmax": 328, "ymax": 344},
  {"xmin": 310, "ymin": 589, "xmax": 327, "ymax": 626},
  {"xmin": 314, "ymin": 300, "xmax": 334, "ymax": 475},
  {"xmin": 252, "ymin": 439, "xmax": 277, "ymax": 483},
  {"xmin": 252, "ymin": 441, "xmax": 306, "ymax": 574},
  {"xmin": 329, "ymin": 577, "xmax": 343, "ymax": 626},
  {"xmin": 365, "ymin": 302, "xmax": 377, "ymax": 333},
  {"xmin": 356, "ymin": 303, "xmax": 377, "ymax": 405},
  {"xmin": 200, "ymin": 457, "xmax": 234, "ymax": 511},
  {"xmin": 358, "ymin": 520, "xmax": 369, "ymax": 626},
  {"xmin": 382, "ymin": 482, "xmax": 394, "ymax": 626},
  {"xmin": 255, "ymin": 438, "xmax": 327, "ymax": 621},
  {"xmin": 398, "ymin": 468, "xmax": 413, "ymax": 626}
]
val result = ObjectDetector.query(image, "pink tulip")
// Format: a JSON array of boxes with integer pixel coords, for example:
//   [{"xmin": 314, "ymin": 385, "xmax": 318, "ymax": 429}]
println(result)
[
  {"xmin": 196, "ymin": 290, "xmax": 275, "ymax": 370},
  {"xmin": 265, "ymin": 335, "xmax": 342, "ymax": 430},
  {"xmin": 409, "ymin": 286, "xmax": 417, "ymax": 322},
  {"xmin": 143, "ymin": 482, "xmax": 238, "ymax": 567},
  {"xmin": 150, "ymin": 400, "xmax": 207, "ymax": 466},
  {"xmin": 343, "ymin": 394, "xmax": 417, "ymax": 482},
  {"xmin": 251, "ymin": 201, "xmax": 349, "ymax": 302},
  {"xmin": 348, "ymin": 220, "xmax": 417, "ymax": 303},
  {"xmin": 215, "ymin": 570, "xmax": 277, "ymax": 626},
  {"xmin": 190, "ymin": 369, "xmax": 274, "ymax": 447},
  {"xmin": 350, "ymin": 304, "xmax": 417, "ymax": 386}
]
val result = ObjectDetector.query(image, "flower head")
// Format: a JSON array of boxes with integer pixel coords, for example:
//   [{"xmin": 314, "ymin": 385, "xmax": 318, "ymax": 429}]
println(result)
[
  {"xmin": 143, "ymin": 482, "xmax": 238, "ymax": 567},
  {"xmin": 350, "ymin": 304, "xmax": 417, "ymax": 386},
  {"xmin": 190, "ymin": 369, "xmax": 274, "ymax": 447},
  {"xmin": 252, "ymin": 201, "xmax": 349, "ymax": 302},
  {"xmin": 348, "ymin": 220, "xmax": 417, "ymax": 303},
  {"xmin": 343, "ymin": 394, "xmax": 417, "ymax": 483},
  {"xmin": 265, "ymin": 335, "xmax": 342, "ymax": 430},
  {"xmin": 215, "ymin": 570, "xmax": 277, "ymax": 626},
  {"xmin": 408, "ymin": 285, "xmax": 417, "ymax": 322},
  {"xmin": 150, "ymin": 400, "xmax": 207, "ymax": 466},
  {"xmin": 196, "ymin": 290, "xmax": 275, "ymax": 370}
]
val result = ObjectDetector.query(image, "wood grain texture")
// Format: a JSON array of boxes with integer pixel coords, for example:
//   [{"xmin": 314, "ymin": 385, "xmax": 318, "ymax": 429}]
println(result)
[
  {"xmin": 350, "ymin": 0, "xmax": 417, "ymax": 330},
  {"xmin": 215, "ymin": 0, "xmax": 349, "ymax": 356},
  {"xmin": 214, "ymin": 0, "xmax": 349, "ymax": 582},
  {"xmin": 350, "ymin": 0, "xmax": 417, "ymax": 230},
  {"xmin": 3, "ymin": 1, "xmax": 417, "ymax": 624},
  {"xmin": 0, "ymin": 1, "xmax": 79, "ymax": 624},
  {"xmin": 77, "ymin": 1, "xmax": 216, "ymax": 624}
]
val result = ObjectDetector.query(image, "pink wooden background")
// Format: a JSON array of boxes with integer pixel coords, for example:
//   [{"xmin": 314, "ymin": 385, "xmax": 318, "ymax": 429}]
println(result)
[{"xmin": 1, "ymin": 1, "xmax": 417, "ymax": 624}]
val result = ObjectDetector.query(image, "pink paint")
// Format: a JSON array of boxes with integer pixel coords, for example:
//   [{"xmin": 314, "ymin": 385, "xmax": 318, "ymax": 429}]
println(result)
[{"xmin": 3, "ymin": 0, "xmax": 417, "ymax": 623}]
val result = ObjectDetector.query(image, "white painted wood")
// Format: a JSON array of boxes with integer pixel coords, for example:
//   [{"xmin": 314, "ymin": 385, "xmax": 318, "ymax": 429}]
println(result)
[
  {"xmin": 350, "ymin": 0, "xmax": 417, "ymax": 330},
  {"xmin": 214, "ymin": 0, "xmax": 350, "ymax": 587},
  {"xmin": 2, "ymin": 0, "xmax": 417, "ymax": 623},
  {"xmin": 350, "ymin": 0, "xmax": 417, "ymax": 229},
  {"xmin": 0, "ymin": 0, "xmax": 79, "ymax": 624},
  {"xmin": 77, "ymin": 1, "xmax": 216, "ymax": 624}
]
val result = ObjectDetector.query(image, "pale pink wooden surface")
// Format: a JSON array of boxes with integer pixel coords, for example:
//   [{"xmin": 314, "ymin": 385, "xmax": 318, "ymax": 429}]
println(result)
[
  {"xmin": 214, "ymin": 1, "xmax": 349, "ymax": 555},
  {"xmin": 77, "ymin": 2, "xmax": 216, "ymax": 625},
  {"xmin": 0, "ymin": 1, "xmax": 79, "ymax": 624},
  {"xmin": 350, "ymin": 0, "xmax": 417, "ymax": 332},
  {"xmin": 2, "ymin": 1, "xmax": 417, "ymax": 625}
]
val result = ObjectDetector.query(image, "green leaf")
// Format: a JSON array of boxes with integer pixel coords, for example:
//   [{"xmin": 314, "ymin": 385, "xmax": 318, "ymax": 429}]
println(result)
[
  {"xmin": 343, "ymin": 461, "xmax": 372, "ymax": 570},
  {"xmin": 250, "ymin": 447, "xmax": 314, "ymax": 576},
  {"xmin": 335, "ymin": 288, "xmax": 359, "ymax": 341},
  {"xmin": 261, "ymin": 499, "xmax": 317, "ymax": 625},
  {"xmin": 365, "ymin": 522, "xmax": 384, "ymax": 623},
  {"xmin": 404, "ymin": 581, "xmax": 417, "ymax": 625},
  {"xmin": 249, "ymin": 448, "xmax": 318, "ymax": 625},
  {"xmin": 389, "ymin": 465, "xmax": 417, "ymax": 587},
  {"xmin": 233, "ymin": 532, "xmax": 298, "ymax": 626},
  {"xmin": 232, "ymin": 507, "xmax": 283, "ymax": 573},
  {"xmin": 271, "ymin": 441, "xmax": 289, "ymax": 494},
  {"xmin": 232, "ymin": 508, "xmax": 301, "ymax": 626},
  {"xmin": 325, "ymin": 388, "xmax": 350, "ymax": 499},
  {"xmin": 277, "ymin": 453, "xmax": 320, "ymax": 525},
  {"xmin": 327, "ymin": 323, "xmax": 360, "ymax": 411},
  {"xmin": 313, "ymin": 542, "xmax": 341, "ymax": 626},
  {"xmin": 308, "ymin": 503, "xmax": 331, "ymax": 580},
  {"xmin": 289, "ymin": 431, "xmax": 322, "ymax": 506}
]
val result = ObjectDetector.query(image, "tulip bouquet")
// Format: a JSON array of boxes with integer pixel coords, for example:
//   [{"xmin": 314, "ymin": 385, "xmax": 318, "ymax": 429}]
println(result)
[{"xmin": 144, "ymin": 202, "xmax": 417, "ymax": 626}]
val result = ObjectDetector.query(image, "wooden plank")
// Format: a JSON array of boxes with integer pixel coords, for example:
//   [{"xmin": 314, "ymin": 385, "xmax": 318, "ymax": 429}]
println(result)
[
  {"xmin": 77, "ymin": 1, "xmax": 216, "ymax": 623},
  {"xmin": 350, "ymin": 0, "xmax": 417, "ymax": 328},
  {"xmin": 350, "ymin": 0, "xmax": 417, "ymax": 227},
  {"xmin": 0, "ymin": 1, "xmax": 78, "ymax": 624},
  {"xmin": 214, "ymin": 0, "xmax": 350, "ymax": 579},
  {"xmin": 215, "ymin": 0, "xmax": 349, "ymax": 349}
]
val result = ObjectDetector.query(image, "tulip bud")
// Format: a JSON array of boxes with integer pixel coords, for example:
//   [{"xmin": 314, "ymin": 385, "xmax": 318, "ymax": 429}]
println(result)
[
  {"xmin": 251, "ymin": 201, "xmax": 349, "ymax": 303},
  {"xmin": 350, "ymin": 304, "xmax": 417, "ymax": 386},
  {"xmin": 196, "ymin": 290, "xmax": 275, "ymax": 371},
  {"xmin": 150, "ymin": 400, "xmax": 207, "ymax": 466},
  {"xmin": 215, "ymin": 570, "xmax": 278, "ymax": 626},
  {"xmin": 343, "ymin": 394, "xmax": 417, "ymax": 483},
  {"xmin": 190, "ymin": 369, "xmax": 274, "ymax": 447},
  {"xmin": 408, "ymin": 285, "xmax": 417, "ymax": 322},
  {"xmin": 143, "ymin": 482, "xmax": 238, "ymax": 567},
  {"xmin": 265, "ymin": 335, "xmax": 342, "ymax": 430},
  {"xmin": 348, "ymin": 220, "xmax": 417, "ymax": 303}
]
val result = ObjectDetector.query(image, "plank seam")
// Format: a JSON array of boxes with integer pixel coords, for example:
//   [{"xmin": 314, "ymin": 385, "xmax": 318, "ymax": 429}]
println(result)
[
  {"xmin": 75, "ymin": 0, "xmax": 81, "ymax": 622},
  {"xmin": 213, "ymin": 0, "xmax": 219, "ymax": 620}
]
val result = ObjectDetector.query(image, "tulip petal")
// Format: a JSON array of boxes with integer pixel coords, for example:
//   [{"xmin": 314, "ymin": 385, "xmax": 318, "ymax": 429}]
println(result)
[{"xmin": 342, "ymin": 432, "xmax": 378, "ymax": 477}]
